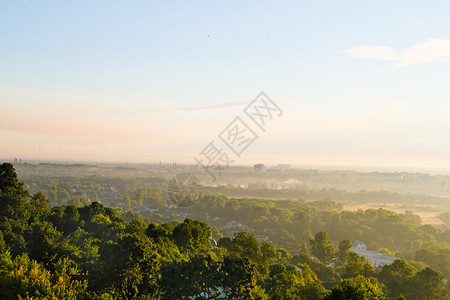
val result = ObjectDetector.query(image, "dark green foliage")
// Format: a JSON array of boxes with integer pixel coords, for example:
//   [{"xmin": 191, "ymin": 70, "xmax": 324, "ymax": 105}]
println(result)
[
  {"xmin": 125, "ymin": 218, "xmax": 148, "ymax": 235},
  {"xmin": 410, "ymin": 267, "xmax": 449, "ymax": 300},
  {"xmin": 91, "ymin": 233, "xmax": 160, "ymax": 298},
  {"xmin": 0, "ymin": 217, "xmax": 27, "ymax": 256},
  {"xmin": 219, "ymin": 232, "xmax": 278, "ymax": 278},
  {"xmin": 0, "ymin": 250, "xmax": 87, "ymax": 299},
  {"xmin": 172, "ymin": 218, "xmax": 211, "ymax": 255},
  {"xmin": 336, "ymin": 239, "xmax": 353, "ymax": 267},
  {"xmin": 146, "ymin": 222, "xmax": 174, "ymax": 241},
  {"xmin": 264, "ymin": 263, "xmax": 304, "ymax": 299},
  {"xmin": 220, "ymin": 256, "xmax": 261, "ymax": 299},
  {"xmin": 326, "ymin": 275, "xmax": 387, "ymax": 300},
  {"xmin": 377, "ymin": 259, "xmax": 416, "ymax": 299},
  {"xmin": 377, "ymin": 260, "xmax": 450, "ymax": 300},
  {"xmin": 49, "ymin": 205, "xmax": 81, "ymax": 234},
  {"xmin": 59, "ymin": 228, "xmax": 100, "ymax": 272},
  {"xmin": 30, "ymin": 191, "xmax": 50, "ymax": 215},
  {"xmin": 0, "ymin": 230, "xmax": 6, "ymax": 253},
  {"xmin": 25, "ymin": 220, "xmax": 62, "ymax": 265},
  {"xmin": 160, "ymin": 255, "xmax": 263, "ymax": 299},
  {"xmin": 0, "ymin": 163, "xmax": 30, "ymax": 220},
  {"xmin": 310, "ymin": 231, "xmax": 336, "ymax": 265},
  {"xmin": 160, "ymin": 256, "xmax": 221, "ymax": 299},
  {"xmin": 341, "ymin": 252, "xmax": 374, "ymax": 279},
  {"xmin": 414, "ymin": 242, "xmax": 450, "ymax": 278},
  {"xmin": 1, "ymin": 163, "xmax": 450, "ymax": 299},
  {"xmin": 291, "ymin": 253, "xmax": 338, "ymax": 282},
  {"xmin": 0, "ymin": 163, "xmax": 31, "ymax": 256}
]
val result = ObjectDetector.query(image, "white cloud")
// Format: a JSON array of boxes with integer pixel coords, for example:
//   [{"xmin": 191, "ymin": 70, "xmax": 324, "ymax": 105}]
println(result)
[
  {"xmin": 398, "ymin": 39, "xmax": 450, "ymax": 66},
  {"xmin": 343, "ymin": 39, "xmax": 450, "ymax": 66}
]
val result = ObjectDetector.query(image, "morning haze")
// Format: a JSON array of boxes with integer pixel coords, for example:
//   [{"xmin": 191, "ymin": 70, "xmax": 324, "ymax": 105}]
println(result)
[{"xmin": 1, "ymin": 1, "xmax": 450, "ymax": 299}]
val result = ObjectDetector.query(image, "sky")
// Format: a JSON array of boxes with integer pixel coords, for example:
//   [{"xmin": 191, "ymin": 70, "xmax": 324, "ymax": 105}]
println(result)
[{"xmin": 2, "ymin": 1, "xmax": 450, "ymax": 173}]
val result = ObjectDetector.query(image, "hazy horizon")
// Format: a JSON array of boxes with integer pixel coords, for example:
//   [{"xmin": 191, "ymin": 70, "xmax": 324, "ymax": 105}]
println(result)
[{"xmin": 5, "ymin": 157, "xmax": 450, "ymax": 176}]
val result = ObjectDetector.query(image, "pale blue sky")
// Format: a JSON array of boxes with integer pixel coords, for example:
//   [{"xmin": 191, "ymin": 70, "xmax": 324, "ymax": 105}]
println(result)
[{"xmin": 2, "ymin": 1, "xmax": 450, "ymax": 172}]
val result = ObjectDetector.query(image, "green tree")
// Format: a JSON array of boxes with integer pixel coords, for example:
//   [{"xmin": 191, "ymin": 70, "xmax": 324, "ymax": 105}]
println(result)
[
  {"xmin": 125, "ymin": 218, "xmax": 148, "ymax": 235},
  {"xmin": 160, "ymin": 256, "xmax": 221, "ymax": 299},
  {"xmin": 0, "ymin": 163, "xmax": 30, "ymax": 219},
  {"xmin": 326, "ymin": 275, "xmax": 387, "ymax": 300},
  {"xmin": 229, "ymin": 232, "xmax": 260, "ymax": 260},
  {"xmin": 59, "ymin": 228, "xmax": 100, "ymax": 272},
  {"xmin": 310, "ymin": 231, "xmax": 336, "ymax": 265},
  {"xmin": 172, "ymin": 219, "xmax": 211, "ymax": 255},
  {"xmin": 0, "ymin": 230, "xmax": 7, "ymax": 253},
  {"xmin": 291, "ymin": 253, "xmax": 338, "ymax": 282},
  {"xmin": 378, "ymin": 259, "xmax": 416, "ymax": 299},
  {"xmin": 0, "ymin": 163, "xmax": 31, "ymax": 255},
  {"xmin": 0, "ymin": 217, "xmax": 28, "ymax": 256},
  {"xmin": 410, "ymin": 267, "xmax": 448, "ymax": 300},
  {"xmin": 91, "ymin": 233, "xmax": 160, "ymax": 298},
  {"xmin": 25, "ymin": 220, "xmax": 62, "ymax": 265},
  {"xmin": 336, "ymin": 239, "xmax": 353, "ymax": 267},
  {"xmin": 300, "ymin": 241, "xmax": 310, "ymax": 258},
  {"xmin": 296, "ymin": 264, "xmax": 329, "ymax": 300},
  {"xmin": 49, "ymin": 205, "xmax": 81, "ymax": 234},
  {"xmin": 220, "ymin": 256, "xmax": 262, "ymax": 299},
  {"xmin": 62, "ymin": 205, "xmax": 81, "ymax": 233},
  {"xmin": 146, "ymin": 222, "xmax": 174, "ymax": 241},
  {"xmin": 0, "ymin": 250, "xmax": 86, "ymax": 299},
  {"xmin": 342, "ymin": 252, "xmax": 365, "ymax": 279},
  {"xmin": 264, "ymin": 263, "xmax": 303, "ymax": 299},
  {"xmin": 30, "ymin": 191, "xmax": 50, "ymax": 215}
]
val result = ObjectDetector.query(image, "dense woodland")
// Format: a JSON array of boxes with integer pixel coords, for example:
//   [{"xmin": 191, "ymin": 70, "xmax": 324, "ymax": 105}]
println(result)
[{"xmin": 1, "ymin": 162, "xmax": 450, "ymax": 299}]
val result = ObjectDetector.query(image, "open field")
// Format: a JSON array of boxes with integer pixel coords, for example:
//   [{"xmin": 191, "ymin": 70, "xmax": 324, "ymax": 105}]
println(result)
[{"xmin": 343, "ymin": 202, "xmax": 447, "ymax": 225}]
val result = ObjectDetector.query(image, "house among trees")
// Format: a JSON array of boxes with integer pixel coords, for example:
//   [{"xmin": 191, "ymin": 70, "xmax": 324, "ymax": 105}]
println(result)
[{"xmin": 351, "ymin": 241, "xmax": 397, "ymax": 268}]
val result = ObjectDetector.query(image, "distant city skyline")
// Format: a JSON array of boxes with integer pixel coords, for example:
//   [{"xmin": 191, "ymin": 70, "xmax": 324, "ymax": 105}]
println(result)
[{"xmin": 2, "ymin": 1, "xmax": 450, "ymax": 174}]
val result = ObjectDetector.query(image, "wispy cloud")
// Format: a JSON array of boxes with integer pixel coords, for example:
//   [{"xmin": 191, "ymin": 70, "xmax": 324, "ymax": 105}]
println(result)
[
  {"xmin": 343, "ymin": 39, "xmax": 450, "ymax": 66},
  {"xmin": 398, "ymin": 39, "xmax": 450, "ymax": 66}
]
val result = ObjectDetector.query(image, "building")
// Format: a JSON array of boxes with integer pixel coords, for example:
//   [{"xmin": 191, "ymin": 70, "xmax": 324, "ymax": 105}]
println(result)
[
  {"xmin": 351, "ymin": 242, "xmax": 397, "ymax": 268},
  {"xmin": 254, "ymin": 164, "xmax": 266, "ymax": 174},
  {"xmin": 353, "ymin": 241, "xmax": 367, "ymax": 251}
]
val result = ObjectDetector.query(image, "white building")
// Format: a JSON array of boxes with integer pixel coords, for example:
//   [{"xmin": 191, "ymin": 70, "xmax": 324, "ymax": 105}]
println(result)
[{"xmin": 351, "ymin": 242, "xmax": 397, "ymax": 268}]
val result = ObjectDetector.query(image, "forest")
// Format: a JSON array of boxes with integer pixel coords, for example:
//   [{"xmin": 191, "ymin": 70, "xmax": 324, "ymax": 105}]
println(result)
[{"xmin": 1, "ymin": 162, "xmax": 450, "ymax": 299}]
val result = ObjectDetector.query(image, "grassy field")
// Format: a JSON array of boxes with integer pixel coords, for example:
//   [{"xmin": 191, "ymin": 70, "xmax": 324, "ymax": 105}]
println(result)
[{"xmin": 343, "ymin": 202, "xmax": 446, "ymax": 225}]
